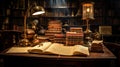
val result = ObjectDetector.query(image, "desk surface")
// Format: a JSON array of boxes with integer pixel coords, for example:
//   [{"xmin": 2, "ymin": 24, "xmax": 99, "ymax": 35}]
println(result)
[{"xmin": 0, "ymin": 45, "xmax": 116, "ymax": 61}]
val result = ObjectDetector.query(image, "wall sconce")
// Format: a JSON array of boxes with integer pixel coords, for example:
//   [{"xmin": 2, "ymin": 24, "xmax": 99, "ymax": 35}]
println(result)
[
  {"xmin": 82, "ymin": 2, "xmax": 94, "ymax": 46},
  {"xmin": 20, "ymin": 3, "xmax": 45, "ymax": 46}
]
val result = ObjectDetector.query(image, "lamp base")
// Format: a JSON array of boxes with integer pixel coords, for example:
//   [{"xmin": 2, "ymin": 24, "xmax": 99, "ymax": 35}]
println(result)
[{"xmin": 84, "ymin": 29, "xmax": 93, "ymax": 47}]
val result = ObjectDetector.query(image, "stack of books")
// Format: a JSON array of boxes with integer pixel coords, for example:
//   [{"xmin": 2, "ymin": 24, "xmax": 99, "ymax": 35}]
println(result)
[
  {"xmin": 54, "ymin": 34, "xmax": 66, "ymax": 44},
  {"xmin": 66, "ymin": 32, "xmax": 84, "ymax": 46},
  {"xmin": 70, "ymin": 27, "xmax": 83, "ymax": 33},
  {"xmin": 91, "ymin": 40, "xmax": 104, "ymax": 53},
  {"xmin": 45, "ymin": 20, "xmax": 62, "ymax": 40}
]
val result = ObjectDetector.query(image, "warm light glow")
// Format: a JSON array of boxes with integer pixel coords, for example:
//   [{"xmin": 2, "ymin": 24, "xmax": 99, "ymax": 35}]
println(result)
[
  {"xmin": 32, "ymin": 11, "xmax": 45, "ymax": 15},
  {"xmin": 82, "ymin": 2, "xmax": 94, "ymax": 20},
  {"xmin": 86, "ymin": 8, "xmax": 90, "ymax": 12}
]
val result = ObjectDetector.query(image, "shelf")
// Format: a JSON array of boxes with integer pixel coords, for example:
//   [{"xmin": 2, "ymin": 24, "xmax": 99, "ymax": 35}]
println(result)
[
  {"xmin": 9, "ymin": 16, "xmax": 24, "ymax": 18},
  {"xmin": 0, "ymin": 0, "xmax": 120, "ymax": 46},
  {"xmin": 0, "ymin": 30, "xmax": 21, "ymax": 33},
  {"xmin": 10, "ymin": 8, "xmax": 25, "ymax": 11},
  {"xmin": 0, "ymin": 0, "xmax": 120, "ymax": 31},
  {"xmin": 45, "ymin": 6, "xmax": 77, "ymax": 9},
  {"xmin": 42, "ymin": 16, "xmax": 80, "ymax": 18}
]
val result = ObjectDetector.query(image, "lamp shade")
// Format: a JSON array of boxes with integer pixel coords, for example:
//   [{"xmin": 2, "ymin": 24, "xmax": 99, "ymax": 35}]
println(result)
[
  {"xmin": 82, "ymin": 2, "xmax": 94, "ymax": 20},
  {"xmin": 31, "ymin": 6, "xmax": 45, "ymax": 15}
]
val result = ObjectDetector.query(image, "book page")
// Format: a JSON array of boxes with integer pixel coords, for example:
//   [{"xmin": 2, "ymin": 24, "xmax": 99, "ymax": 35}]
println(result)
[
  {"xmin": 73, "ymin": 45, "xmax": 89, "ymax": 56},
  {"xmin": 28, "ymin": 42, "xmax": 52, "ymax": 53},
  {"xmin": 6, "ymin": 47, "xmax": 32, "ymax": 53},
  {"xmin": 36, "ymin": 42, "xmax": 52, "ymax": 51},
  {"xmin": 45, "ymin": 43, "xmax": 74, "ymax": 55},
  {"xmin": 28, "ymin": 42, "xmax": 89, "ymax": 56}
]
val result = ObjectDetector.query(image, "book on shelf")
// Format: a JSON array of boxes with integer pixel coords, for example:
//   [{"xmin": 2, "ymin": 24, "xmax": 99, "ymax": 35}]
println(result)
[{"xmin": 28, "ymin": 42, "xmax": 89, "ymax": 56}]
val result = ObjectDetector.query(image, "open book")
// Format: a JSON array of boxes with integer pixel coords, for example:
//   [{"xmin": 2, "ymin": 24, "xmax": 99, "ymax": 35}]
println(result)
[{"xmin": 28, "ymin": 42, "xmax": 90, "ymax": 56}]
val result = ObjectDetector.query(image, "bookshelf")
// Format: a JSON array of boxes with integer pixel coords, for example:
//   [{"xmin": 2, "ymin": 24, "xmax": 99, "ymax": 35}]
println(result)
[
  {"xmin": 40, "ymin": 0, "xmax": 81, "ymax": 27},
  {"xmin": 105, "ymin": 0, "xmax": 120, "ymax": 25},
  {"xmin": 0, "ymin": 0, "xmax": 120, "ymax": 45},
  {"xmin": 0, "ymin": 0, "xmax": 120, "ymax": 30}
]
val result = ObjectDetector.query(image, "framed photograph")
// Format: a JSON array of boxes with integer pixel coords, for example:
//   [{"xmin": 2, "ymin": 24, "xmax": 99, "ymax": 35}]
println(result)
[{"xmin": 99, "ymin": 26, "xmax": 112, "ymax": 35}]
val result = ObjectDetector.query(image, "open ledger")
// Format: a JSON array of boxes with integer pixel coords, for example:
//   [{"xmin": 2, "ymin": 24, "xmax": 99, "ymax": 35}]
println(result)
[{"xmin": 28, "ymin": 42, "xmax": 90, "ymax": 56}]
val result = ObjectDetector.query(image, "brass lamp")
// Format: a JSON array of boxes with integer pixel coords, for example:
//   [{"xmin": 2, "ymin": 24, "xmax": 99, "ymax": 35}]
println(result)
[
  {"xmin": 20, "ymin": 3, "xmax": 45, "ymax": 46},
  {"xmin": 82, "ymin": 2, "xmax": 94, "ymax": 46},
  {"xmin": 82, "ymin": 2, "xmax": 94, "ymax": 33}
]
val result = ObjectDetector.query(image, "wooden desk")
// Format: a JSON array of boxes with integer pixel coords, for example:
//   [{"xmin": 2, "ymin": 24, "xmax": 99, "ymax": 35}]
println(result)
[{"xmin": 0, "ymin": 45, "xmax": 116, "ymax": 67}]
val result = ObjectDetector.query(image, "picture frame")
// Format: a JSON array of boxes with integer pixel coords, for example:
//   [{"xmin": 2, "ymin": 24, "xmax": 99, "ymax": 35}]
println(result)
[{"xmin": 99, "ymin": 26, "xmax": 112, "ymax": 35}]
